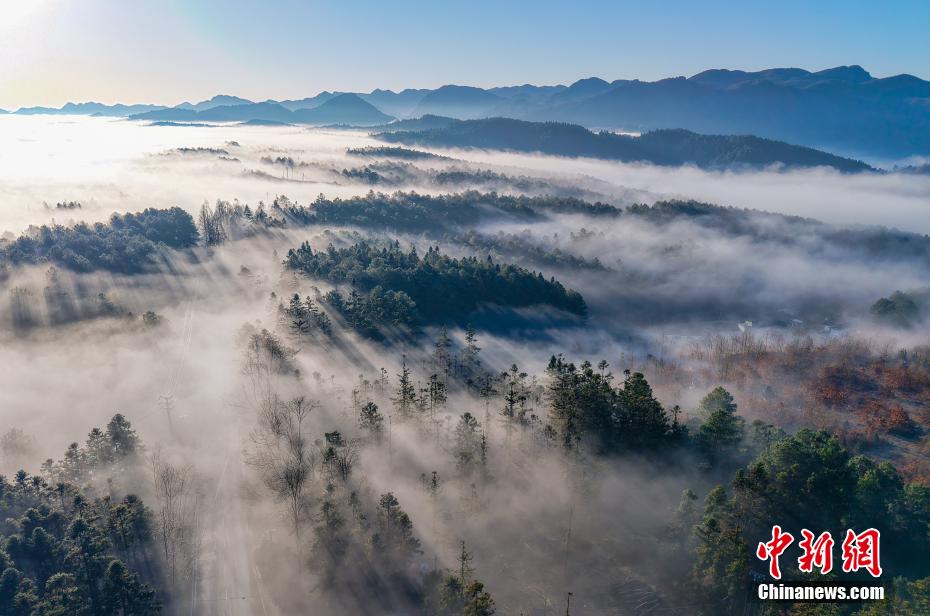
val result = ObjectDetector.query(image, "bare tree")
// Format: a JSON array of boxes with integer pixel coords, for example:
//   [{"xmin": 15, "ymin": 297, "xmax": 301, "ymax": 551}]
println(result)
[
  {"xmin": 248, "ymin": 396, "xmax": 317, "ymax": 538},
  {"xmin": 319, "ymin": 431, "xmax": 359, "ymax": 484},
  {"xmin": 150, "ymin": 449, "xmax": 198, "ymax": 587},
  {"xmin": 197, "ymin": 201, "xmax": 227, "ymax": 246}
]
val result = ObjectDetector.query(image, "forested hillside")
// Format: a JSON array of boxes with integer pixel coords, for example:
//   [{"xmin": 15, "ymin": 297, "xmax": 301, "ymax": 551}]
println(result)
[
  {"xmin": 0, "ymin": 208, "xmax": 198, "ymax": 273},
  {"xmin": 0, "ymin": 416, "xmax": 173, "ymax": 614},
  {"xmin": 284, "ymin": 240, "xmax": 587, "ymax": 329},
  {"xmin": 378, "ymin": 118, "xmax": 873, "ymax": 171},
  {"xmin": 2, "ymin": 120, "xmax": 929, "ymax": 615}
]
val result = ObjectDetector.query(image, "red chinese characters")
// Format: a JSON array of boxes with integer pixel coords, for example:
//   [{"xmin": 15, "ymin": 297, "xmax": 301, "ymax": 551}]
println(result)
[
  {"xmin": 841, "ymin": 528, "xmax": 883, "ymax": 578},
  {"xmin": 797, "ymin": 529, "xmax": 834, "ymax": 574},
  {"xmin": 757, "ymin": 526, "xmax": 883, "ymax": 579},
  {"xmin": 756, "ymin": 525, "xmax": 794, "ymax": 579}
]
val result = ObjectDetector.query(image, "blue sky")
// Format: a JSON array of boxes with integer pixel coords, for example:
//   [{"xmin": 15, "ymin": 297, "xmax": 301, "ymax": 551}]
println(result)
[{"xmin": 1, "ymin": 0, "xmax": 928, "ymax": 108}]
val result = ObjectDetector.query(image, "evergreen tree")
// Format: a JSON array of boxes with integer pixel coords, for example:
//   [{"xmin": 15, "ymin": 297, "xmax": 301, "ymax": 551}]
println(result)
[
  {"xmin": 690, "ymin": 485, "xmax": 749, "ymax": 613},
  {"xmin": 454, "ymin": 413, "xmax": 482, "ymax": 474},
  {"xmin": 433, "ymin": 327, "xmax": 453, "ymax": 383},
  {"xmin": 65, "ymin": 517, "xmax": 111, "ymax": 612},
  {"xmin": 457, "ymin": 540, "xmax": 474, "ymax": 587},
  {"xmin": 572, "ymin": 360, "xmax": 616, "ymax": 452},
  {"xmin": 32, "ymin": 572, "xmax": 88, "ymax": 615},
  {"xmin": 501, "ymin": 364, "xmax": 529, "ymax": 423},
  {"xmin": 616, "ymin": 371, "xmax": 679, "ymax": 451},
  {"xmin": 461, "ymin": 325, "xmax": 482, "ymax": 385},
  {"xmin": 689, "ymin": 429, "xmax": 930, "ymax": 613},
  {"xmin": 101, "ymin": 560, "xmax": 159, "ymax": 614},
  {"xmin": 287, "ymin": 293, "xmax": 309, "ymax": 336},
  {"xmin": 545, "ymin": 355, "xmax": 579, "ymax": 449},
  {"xmin": 105, "ymin": 414, "xmax": 140, "ymax": 460},
  {"xmin": 372, "ymin": 493, "xmax": 421, "ymax": 569},
  {"xmin": 359, "ymin": 402, "xmax": 384, "ymax": 439},
  {"xmin": 696, "ymin": 386, "xmax": 745, "ymax": 467},
  {"xmin": 427, "ymin": 373, "xmax": 447, "ymax": 413},
  {"xmin": 462, "ymin": 581, "xmax": 496, "ymax": 616},
  {"xmin": 393, "ymin": 359, "xmax": 417, "ymax": 419},
  {"xmin": 436, "ymin": 542, "xmax": 496, "ymax": 616}
]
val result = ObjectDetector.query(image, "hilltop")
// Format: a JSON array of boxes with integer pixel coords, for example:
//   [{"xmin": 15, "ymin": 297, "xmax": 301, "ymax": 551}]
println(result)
[{"xmin": 378, "ymin": 117, "xmax": 873, "ymax": 172}]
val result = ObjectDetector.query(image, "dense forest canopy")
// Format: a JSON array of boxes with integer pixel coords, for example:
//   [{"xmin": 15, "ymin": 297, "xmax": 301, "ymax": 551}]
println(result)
[
  {"xmin": 284, "ymin": 240, "xmax": 588, "ymax": 327},
  {"xmin": 346, "ymin": 146, "xmax": 452, "ymax": 161},
  {"xmin": 0, "ymin": 208, "xmax": 198, "ymax": 274},
  {"xmin": 6, "ymin": 193, "xmax": 927, "ymax": 285},
  {"xmin": 0, "ymin": 415, "xmax": 165, "ymax": 614},
  {"xmin": 276, "ymin": 191, "xmax": 619, "ymax": 232}
]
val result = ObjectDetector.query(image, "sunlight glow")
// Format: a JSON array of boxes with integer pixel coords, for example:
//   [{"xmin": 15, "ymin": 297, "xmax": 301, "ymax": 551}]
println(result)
[{"xmin": 0, "ymin": 0, "xmax": 49, "ymax": 33}]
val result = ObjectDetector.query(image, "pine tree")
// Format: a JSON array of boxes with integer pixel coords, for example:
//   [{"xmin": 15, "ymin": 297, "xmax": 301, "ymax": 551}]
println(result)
[
  {"xmin": 373, "ymin": 493, "xmax": 421, "ymax": 568},
  {"xmin": 287, "ymin": 293, "xmax": 308, "ymax": 336},
  {"xmin": 461, "ymin": 325, "xmax": 482, "ymax": 386},
  {"xmin": 697, "ymin": 386, "xmax": 745, "ymax": 466},
  {"xmin": 101, "ymin": 560, "xmax": 158, "ymax": 615},
  {"xmin": 454, "ymin": 413, "xmax": 482, "ymax": 474},
  {"xmin": 457, "ymin": 540, "xmax": 474, "ymax": 586},
  {"xmin": 479, "ymin": 432, "xmax": 489, "ymax": 478},
  {"xmin": 105, "ymin": 414, "xmax": 140, "ymax": 459},
  {"xmin": 463, "ymin": 581, "xmax": 495, "ymax": 616},
  {"xmin": 545, "ymin": 355, "xmax": 579, "ymax": 449},
  {"xmin": 426, "ymin": 471, "xmax": 441, "ymax": 499},
  {"xmin": 437, "ymin": 543, "xmax": 496, "ymax": 616},
  {"xmin": 359, "ymin": 402, "xmax": 384, "ymax": 438},
  {"xmin": 501, "ymin": 364, "xmax": 529, "ymax": 423},
  {"xmin": 393, "ymin": 358, "xmax": 417, "ymax": 419},
  {"xmin": 433, "ymin": 326, "xmax": 453, "ymax": 382},
  {"xmin": 428, "ymin": 373, "xmax": 447, "ymax": 412},
  {"xmin": 616, "ymin": 371, "xmax": 675, "ymax": 451}
]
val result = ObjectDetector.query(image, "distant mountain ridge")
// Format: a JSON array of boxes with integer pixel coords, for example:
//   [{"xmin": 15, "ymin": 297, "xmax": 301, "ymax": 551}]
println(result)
[
  {"xmin": 411, "ymin": 85, "xmax": 504, "ymax": 119},
  {"xmin": 292, "ymin": 93, "xmax": 394, "ymax": 125},
  {"xmin": 378, "ymin": 117, "xmax": 873, "ymax": 172},
  {"xmin": 275, "ymin": 92, "xmax": 336, "ymax": 111},
  {"xmin": 131, "ymin": 93, "xmax": 393, "ymax": 126},
  {"xmin": 174, "ymin": 94, "xmax": 252, "ymax": 112},
  {"xmin": 7, "ymin": 65, "xmax": 930, "ymax": 157},
  {"xmin": 14, "ymin": 102, "xmax": 168, "ymax": 117},
  {"xmin": 530, "ymin": 66, "xmax": 930, "ymax": 158}
]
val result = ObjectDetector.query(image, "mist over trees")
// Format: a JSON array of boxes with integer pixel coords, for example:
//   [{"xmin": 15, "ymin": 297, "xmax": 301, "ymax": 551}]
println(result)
[
  {"xmin": 378, "ymin": 118, "xmax": 873, "ymax": 172},
  {"xmin": 0, "ymin": 208, "xmax": 198, "ymax": 274},
  {"xmin": 284, "ymin": 240, "xmax": 587, "ymax": 326},
  {"xmin": 2, "ymin": 115, "xmax": 930, "ymax": 616},
  {"xmin": 0, "ymin": 416, "xmax": 165, "ymax": 614}
]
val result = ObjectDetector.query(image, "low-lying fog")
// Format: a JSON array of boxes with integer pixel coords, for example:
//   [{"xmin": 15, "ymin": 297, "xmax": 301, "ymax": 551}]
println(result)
[
  {"xmin": 2, "ymin": 114, "xmax": 928, "ymax": 615},
  {"xmin": 2, "ymin": 111, "xmax": 926, "ymax": 495},
  {"xmin": 2, "ymin": 114, "xmax": 929, "ymax": 234}
]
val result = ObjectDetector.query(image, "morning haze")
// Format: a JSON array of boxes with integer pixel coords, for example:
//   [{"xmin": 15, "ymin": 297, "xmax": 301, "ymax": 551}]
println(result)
[{"xmin": 1, "ymin": 2, "xmax": 929, "ymax": 615}]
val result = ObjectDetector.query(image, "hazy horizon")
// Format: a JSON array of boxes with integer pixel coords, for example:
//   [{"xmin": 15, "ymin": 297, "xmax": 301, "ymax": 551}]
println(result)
[{"xmin": 2, "ymin": 0, "xmax": 928, "ymax": 109}]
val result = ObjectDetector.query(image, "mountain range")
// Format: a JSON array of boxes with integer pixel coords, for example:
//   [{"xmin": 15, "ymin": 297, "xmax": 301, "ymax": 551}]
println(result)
[
  {"xmin": 130, "ymin": 93, "xmax": 394, "ymax": 126},
  {"xmin": 4, "ymin": 65, "xmax": 929, "ymax": 158}
]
